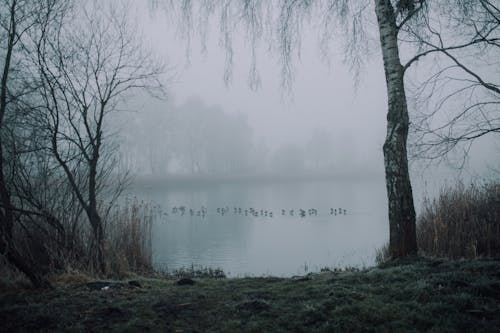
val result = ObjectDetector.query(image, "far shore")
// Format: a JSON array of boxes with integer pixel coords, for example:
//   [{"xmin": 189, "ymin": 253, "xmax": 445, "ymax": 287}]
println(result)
[{"xmin": 130, "ymin": 171, "xmax": 385, "ymax": 188}]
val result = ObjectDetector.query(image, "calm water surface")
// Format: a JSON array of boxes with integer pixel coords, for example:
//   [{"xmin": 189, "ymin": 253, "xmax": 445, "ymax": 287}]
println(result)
[{"xmin": 129, "ymin": 178, "xmax": 389, "ymax": 276}]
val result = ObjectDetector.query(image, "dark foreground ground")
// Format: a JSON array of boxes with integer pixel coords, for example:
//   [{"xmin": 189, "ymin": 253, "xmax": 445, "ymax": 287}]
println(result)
[{"xmin": 1, "ymin": 257, "xmax": 499, "ymax": 332}]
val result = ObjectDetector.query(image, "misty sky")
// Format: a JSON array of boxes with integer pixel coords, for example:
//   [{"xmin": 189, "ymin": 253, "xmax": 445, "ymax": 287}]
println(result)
[
  {"xmin": 134, "ymin": 3, "xmax": 385, "ymax": 167},
  {"xmin": 125, "ymin": 2, "xmax": 498, "ymax": 192}
]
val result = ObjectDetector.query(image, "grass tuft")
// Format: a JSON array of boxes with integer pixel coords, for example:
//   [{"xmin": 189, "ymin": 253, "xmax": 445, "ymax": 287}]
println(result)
[
  {"xmin": 49, "ymin": 268, "xmax": 92, "ymax": 287},
  {"xmin": 167, "ymin": 265, "xmax": 227, "ymax": 279}
]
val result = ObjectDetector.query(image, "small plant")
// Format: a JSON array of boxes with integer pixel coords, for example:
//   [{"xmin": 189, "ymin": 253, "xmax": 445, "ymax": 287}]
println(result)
[
  {"xmin": 168, "ymin": 264, "xmax": 227, "ymax": 279},
  {"xmin": 375, "ymin": 243, "xmax": 390, "ymax": 264},
  {"xmin": 319, "ymin": 266, "xmax": 361, "ymax": 273}
]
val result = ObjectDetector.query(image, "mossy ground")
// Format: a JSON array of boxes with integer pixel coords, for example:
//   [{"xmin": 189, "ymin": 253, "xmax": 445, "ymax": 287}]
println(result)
[{"xmin": 1, "ymin": 257, "xmax": 499, "ymax": 332}]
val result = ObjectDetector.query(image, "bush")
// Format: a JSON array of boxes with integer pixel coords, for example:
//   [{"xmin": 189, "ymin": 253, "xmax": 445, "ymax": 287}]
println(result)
[
  {"xmin": 0, "ymin": 256, "xmax": 31, "ymax": 290},
  {"xmin": 417, "ymin": 180, "xmax": 499, "ymax": 259},
  {"xmin": 1, "ymin": 196, "xmax": 155, "ymax": 284}
]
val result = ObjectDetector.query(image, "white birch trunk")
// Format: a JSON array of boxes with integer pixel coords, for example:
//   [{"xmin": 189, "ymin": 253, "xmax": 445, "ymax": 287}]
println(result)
[{"xmin": 374, "ymin": 0, "xmax": 417, "ymax": 257}]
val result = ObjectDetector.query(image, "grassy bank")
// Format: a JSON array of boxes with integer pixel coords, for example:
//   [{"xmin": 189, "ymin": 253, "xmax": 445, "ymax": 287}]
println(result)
[{"xmin": 1, "ymin": 257, "xmax": 499, "ymax": 332}]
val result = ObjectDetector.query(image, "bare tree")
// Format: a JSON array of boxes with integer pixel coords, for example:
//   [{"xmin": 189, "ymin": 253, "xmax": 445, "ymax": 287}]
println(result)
[
  {"xmin": 0, "ymin": 0, "xmax": 64, "ymax": 288},
  {"xmin": 158, "ymin": 0, "xmax": 498, "ymax": 258},
  {"xmin": 36, "ymin": 1, "xmax": 165, "ymax": 274},
  {"xmin": 405, "ymin": 1, "xmax": 500, "ymax": 164}
]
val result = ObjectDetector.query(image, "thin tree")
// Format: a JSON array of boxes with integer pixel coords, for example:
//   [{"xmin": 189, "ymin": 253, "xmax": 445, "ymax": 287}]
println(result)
[
  {"xmin": 36, "ymin": 1, "xmax": 165, "ymax": 274},
  {"xmin": 0, "ymin": 0, "xmax": 63, "ymax": 288},
  {"xmin": 160, "ymin": 0, "xmax": 499, "ymax": 258}
]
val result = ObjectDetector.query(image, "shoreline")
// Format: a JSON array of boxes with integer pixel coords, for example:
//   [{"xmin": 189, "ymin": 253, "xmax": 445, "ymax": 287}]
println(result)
[{"xmin": 2, "ymin": 257, "xmax": 499, "ymax": 332}]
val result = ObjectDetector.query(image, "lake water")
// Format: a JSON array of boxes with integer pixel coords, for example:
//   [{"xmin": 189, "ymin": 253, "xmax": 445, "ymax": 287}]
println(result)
[{"xmin": 129, "ymin": 178, "xmax": 389, "ymax": 276}]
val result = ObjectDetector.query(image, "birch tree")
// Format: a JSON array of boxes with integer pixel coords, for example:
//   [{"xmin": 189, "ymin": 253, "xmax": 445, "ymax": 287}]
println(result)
[{"xmin": 159, "ymin": 0, "xmax": 499, "ymax": 258}]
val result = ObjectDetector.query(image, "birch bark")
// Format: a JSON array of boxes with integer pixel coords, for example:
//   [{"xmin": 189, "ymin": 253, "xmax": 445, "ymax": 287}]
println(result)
[{"xmin": 374, "ymin": 0, "xmax": 417, "ymax": 257}]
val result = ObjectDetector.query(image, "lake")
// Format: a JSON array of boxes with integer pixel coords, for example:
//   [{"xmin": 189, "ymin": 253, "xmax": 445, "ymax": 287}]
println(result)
[{"xmin": 128, "ymin": 177, "xmax": 389, "ymax": 276}]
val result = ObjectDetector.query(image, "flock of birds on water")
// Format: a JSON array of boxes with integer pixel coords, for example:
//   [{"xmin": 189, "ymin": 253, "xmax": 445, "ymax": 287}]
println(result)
[{"xmin": 164, "ymin": 206, "xmax": 348, "ymax": 219}]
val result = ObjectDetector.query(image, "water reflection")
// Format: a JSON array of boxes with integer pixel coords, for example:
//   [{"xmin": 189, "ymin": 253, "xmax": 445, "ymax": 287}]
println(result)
[{"xmin": 129, "ymin": 179, "xmax": 389, "ymax": 276}]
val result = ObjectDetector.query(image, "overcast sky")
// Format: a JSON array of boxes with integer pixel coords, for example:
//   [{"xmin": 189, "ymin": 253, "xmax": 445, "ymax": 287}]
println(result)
[
  {"xmin": 134, "ymin": 3, "xmax": 387, "ymax": 168},
  {"xmin": 127, "ymin": 1, "xmax": 498, "ymax": 195}
]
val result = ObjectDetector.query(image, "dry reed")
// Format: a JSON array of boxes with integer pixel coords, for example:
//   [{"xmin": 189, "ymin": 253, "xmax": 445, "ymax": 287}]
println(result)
[
  {"xmin": 417, "ymin": 180, "xmax": 499, "ymax": 259},
  {"xmin": 104, "ymin": 197, "xmax": 154, "ymax": 277}
]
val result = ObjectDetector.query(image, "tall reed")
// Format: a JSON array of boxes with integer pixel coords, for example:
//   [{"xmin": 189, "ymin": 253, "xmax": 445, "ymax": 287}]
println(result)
[
  {"xmin": 417, "ymin": 180, "xmax": 499, "ymax": 259},
  {"xmin": 104, "ymin": 197, "xmax": 155, "ymax": 277}
]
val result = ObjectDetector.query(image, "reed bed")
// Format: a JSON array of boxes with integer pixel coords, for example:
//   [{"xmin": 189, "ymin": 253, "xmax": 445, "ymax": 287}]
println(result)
[
  {"xmin": 417, "ymin": 180, "xmax": 499, "ymax": 259},
  {"xmin": 1, "ymin": 196, "xmax": 156, "ymax": 289},
  {"xmin": 104, "ymin": 197, "xmax": 155, "ymax": 277}
]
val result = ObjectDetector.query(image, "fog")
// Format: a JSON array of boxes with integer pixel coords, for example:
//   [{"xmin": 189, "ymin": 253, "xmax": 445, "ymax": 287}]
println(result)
[
  {"xmin": 120, "ymin": 3, "xmax": 388, "ymax": 179},
  {"xmin": 2, "ymin": 0, "xmax": 498, "ymax": 291},
  {"xmin": 113, "ymin": 2, "xmax": 498, "ymax": 273},
  {"xmin": 0, "ymin": 0, "xmax": 500, "ymax": 298},
  {"xmin": 117, "ymin": 2, "xmax": 498, "ymax": 193}
]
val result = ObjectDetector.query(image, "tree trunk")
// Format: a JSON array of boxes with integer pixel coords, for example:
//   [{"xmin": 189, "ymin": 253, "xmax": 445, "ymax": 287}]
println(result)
[
  {"xmin": 0, "ymin": 238, "xmax": 52, "ymax": 288},
  {"xmin": 89, "ymin": 208, "xmax": 106, "ymax": 275},
  {"xmin": 374, "ymin": 0, "xmax": 417, "ymax": 258},
  {"xmin": 0, "ymin": 0, "xmax": 51, "ymax": 288},
  {"xmin": 88, "ymin": 153, "xmax": 106, "ymax": 275},
  {"xmin": 0, "ymin": 1, "xmax": 16, "ymax": 240}
]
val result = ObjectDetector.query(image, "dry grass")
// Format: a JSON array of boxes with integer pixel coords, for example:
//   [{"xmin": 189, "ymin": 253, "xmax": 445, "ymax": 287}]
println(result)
[
  {"xmin": 0, "ymin": 257, "xmax": 31, "ymax": 291},
  {"xmin": 49, "ymin": 268, "xmax": 92, "ymax": 287},
  {"xmin": 375, "ymin": 242, "xmax": 390, "ymax": 264},
  {"xmin": 2, "ymin": 257, "xmax": 499, "ymax": 332},
  {"xmin": 0, "ymin": 196, "xmax": 155, "ymax": 285},
  {"xmin": 375, "ymin": 180, "xmax": 499, "ymax": 263},
  {"xmin": 417, "ymin": 180, "xmax": 500, "ymax": 259},
  {"xmin": 104, "ymin": 197, "xmax": 154, "ymax": 278}
]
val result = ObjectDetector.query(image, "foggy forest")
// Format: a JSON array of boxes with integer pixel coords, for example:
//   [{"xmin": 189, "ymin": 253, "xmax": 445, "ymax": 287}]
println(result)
[{"xmin": 1, "ymin": 0, "xmax": 499, "ymax": 331}]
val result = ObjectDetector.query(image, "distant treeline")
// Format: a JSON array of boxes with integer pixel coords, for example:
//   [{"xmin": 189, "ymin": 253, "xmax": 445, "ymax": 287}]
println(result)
[{"xmin": 119, "ymin": 96, "xmax": 371, "ymax": 178}]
